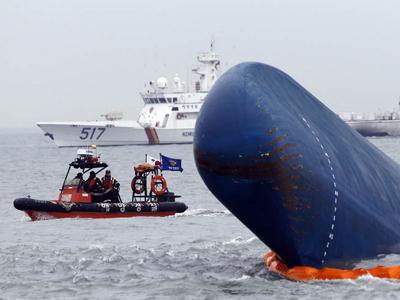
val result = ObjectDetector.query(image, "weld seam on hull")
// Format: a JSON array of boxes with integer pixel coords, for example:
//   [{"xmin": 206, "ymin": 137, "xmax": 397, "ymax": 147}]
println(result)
[{"xmin": 300, "ymin": 115, "xmax": 338, "ymax": 265}]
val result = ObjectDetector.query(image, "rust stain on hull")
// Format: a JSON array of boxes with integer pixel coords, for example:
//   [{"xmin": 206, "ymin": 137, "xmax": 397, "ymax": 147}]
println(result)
[{"xmin": 194, "ymin": 128, "xmax": 313, "ymax": 219}]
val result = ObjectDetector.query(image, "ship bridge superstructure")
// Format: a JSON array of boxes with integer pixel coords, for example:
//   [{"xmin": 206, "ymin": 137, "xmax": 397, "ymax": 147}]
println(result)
[{"xmin": 138, "ymin": 43, "xmax": 220, "ymax": 129}]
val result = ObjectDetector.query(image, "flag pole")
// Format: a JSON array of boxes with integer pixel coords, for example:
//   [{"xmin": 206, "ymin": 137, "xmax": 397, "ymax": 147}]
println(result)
[{"xmin": 159, "ymin": 153, "xmax": 162, "ymax": 174}]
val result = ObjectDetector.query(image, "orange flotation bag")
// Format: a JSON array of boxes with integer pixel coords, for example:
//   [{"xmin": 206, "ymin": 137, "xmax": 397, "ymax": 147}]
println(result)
[
  {"xmin": 134, "ymin": 163, "xmax": 156, "ymax": 173},
  {"xmin": 264, "ymin": 251, "xmax": 400, "ymax": 281}
]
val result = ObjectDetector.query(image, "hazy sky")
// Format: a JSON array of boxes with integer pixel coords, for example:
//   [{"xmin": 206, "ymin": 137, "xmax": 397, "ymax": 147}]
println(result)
[{"xmin": 1, "ymin": 0, "xmax": 400, "ymax": 128}]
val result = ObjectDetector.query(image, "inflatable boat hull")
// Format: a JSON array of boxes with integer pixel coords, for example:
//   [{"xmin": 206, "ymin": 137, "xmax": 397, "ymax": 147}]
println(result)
[{"xmin": 14, "ymin": 198, "xmax": 187, "ymax": 221}]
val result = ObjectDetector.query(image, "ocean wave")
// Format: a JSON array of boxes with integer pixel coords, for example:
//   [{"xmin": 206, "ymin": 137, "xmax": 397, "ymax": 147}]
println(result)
[
  {"xmin": 72, "ymin": 273, "xmax": 90, "ymax": 284},
  {"xmin": 19, "ymin": 214, "xmax": 32, "ymax": 222},
  {"xmin": 176, "ymin": 208, "xmax": 232, "ymax": 217},
  {"xmin": 222, "ymin": 237, "xmax": 259, "ymax": 246},
  {"xmin": 229, "ymin": 274, "xmax": 251, "ymax": 282}
]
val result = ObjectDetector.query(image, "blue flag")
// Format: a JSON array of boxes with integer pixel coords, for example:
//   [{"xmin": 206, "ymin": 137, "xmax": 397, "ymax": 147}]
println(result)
[{"xmin": 160, "ymin": 154, "xmax": 183, "ymax": 172}]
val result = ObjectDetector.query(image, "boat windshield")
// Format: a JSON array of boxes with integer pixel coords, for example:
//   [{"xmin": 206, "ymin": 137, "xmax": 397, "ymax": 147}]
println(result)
[{"xmin": 65, "ymin": 172, "xmax": 84, "ymax": 186}]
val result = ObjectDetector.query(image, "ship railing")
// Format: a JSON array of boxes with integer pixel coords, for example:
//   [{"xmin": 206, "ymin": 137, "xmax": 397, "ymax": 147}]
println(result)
[{"xmin": 197, "ymin": 52, "xmax": 220, "ymax": 63}]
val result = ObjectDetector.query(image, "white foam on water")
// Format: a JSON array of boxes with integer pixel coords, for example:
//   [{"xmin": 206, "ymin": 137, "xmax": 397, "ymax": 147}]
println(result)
[
  {"xmin": 222, "ymin": 237, "xmax": 258, "ymax": 245},
  {"xmin": 177, "ymin": 208, "xmax": 232, "ymax": 217},
  {"xmin": 88, "ymin": 244, "xmax": 105, "ymax": 250},
  {"xmin": 230, "ymin": 274, "xmax": 251, "ymax": 282}
]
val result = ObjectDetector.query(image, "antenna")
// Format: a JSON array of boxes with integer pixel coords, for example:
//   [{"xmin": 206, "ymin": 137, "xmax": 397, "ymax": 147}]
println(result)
[{"xmin": 398, "ymin": 96, "xmax": 400, "ymax": 111}]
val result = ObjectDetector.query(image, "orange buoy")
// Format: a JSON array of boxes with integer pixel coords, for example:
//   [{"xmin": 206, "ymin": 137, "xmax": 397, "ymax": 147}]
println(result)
[
  {"xmin": 264, "ymin": 251, "xmax": 400, "ymax": 281},
  {"xmin": 151, "ymin": 175, "xmax": 167, "ymax": 196}
]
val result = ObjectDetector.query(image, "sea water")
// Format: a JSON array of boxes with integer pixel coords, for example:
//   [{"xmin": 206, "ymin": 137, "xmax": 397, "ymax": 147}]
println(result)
[{"xmin": 2, "ymin": 129, "xmax": 400, "ymax": 299}]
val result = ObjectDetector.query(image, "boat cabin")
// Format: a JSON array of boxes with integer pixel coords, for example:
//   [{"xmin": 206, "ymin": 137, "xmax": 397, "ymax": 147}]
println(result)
[{"xmin": 60, "ymin": 147, "xmax": 108, "ymax": 203}]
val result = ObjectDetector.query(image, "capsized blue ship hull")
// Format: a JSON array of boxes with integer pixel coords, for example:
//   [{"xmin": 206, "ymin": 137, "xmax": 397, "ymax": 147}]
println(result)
[{"xmin": 194, "ymin": 62, "xmax": 400, "ymax": 269}]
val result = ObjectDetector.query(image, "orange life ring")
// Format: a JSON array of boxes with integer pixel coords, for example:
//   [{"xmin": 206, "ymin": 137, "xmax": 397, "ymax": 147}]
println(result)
[
  {"xmin": 151, "ymin": 175, "xmax": 167, "ymax": 196},
  {"xmin": 131, "ymin": 176, "xmax": 145, "ymax": 194}
]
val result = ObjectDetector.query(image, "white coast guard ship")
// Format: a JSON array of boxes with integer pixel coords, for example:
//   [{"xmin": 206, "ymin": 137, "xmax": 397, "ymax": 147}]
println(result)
[
  {"xmin": 340, "ymin": 102, "xmax": 400, "ymax": 137},
  {"xmin": 37, "ymin": 46, "xmax": 220, "ymax": 147}
]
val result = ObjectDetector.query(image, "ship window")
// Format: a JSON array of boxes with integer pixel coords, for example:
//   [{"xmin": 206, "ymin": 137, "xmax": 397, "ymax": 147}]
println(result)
[
  {"xmin": 167, "ymin": 98, "xmax": 172, "ymax": 103},
  {"xmin": 176, "ymin": 113, "xmax": 186, "ymax": 120},
  {"xmin": 159, "ymin": 98, "xmax": 167, "ymax": 103},
  {"xmin": 173, "ymin": 97, "xmax": 177, "ymax": 103},
  {"xmin": 172, "ymin": 107, "xmax": 179, "ymax": 111},
  {"xmin": 178, "ymin": 112, "xmax": 197, "ymax": 120}
]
